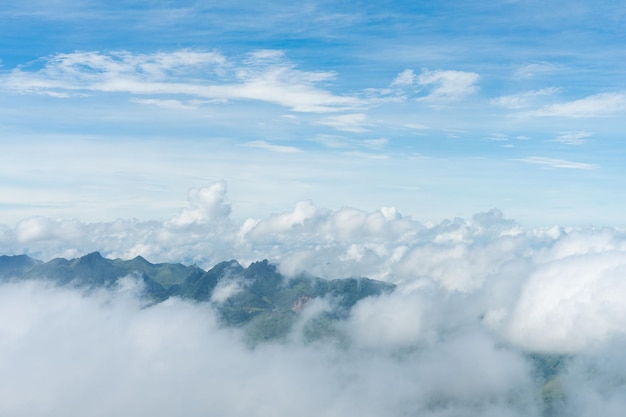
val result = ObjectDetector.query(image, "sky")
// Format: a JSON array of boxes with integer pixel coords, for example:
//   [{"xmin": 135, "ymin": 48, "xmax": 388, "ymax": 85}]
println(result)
[
  {"xmin": 1, "ymin": 0, "xmax": 625, "ymax": 227},
  {"xmin": 3, "ymin": 2, "xmax": 626, "ymax": 415}
]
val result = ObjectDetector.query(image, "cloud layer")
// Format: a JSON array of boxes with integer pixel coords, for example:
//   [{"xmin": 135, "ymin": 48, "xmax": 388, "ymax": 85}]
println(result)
[
  {"xmin": 0, "ymin": 278, "xmax": 541, "ymax": 417},
  {"xmin": 2, "ymin": 182, "xmax": 626, "ymax": 415},
  {"xmin": 2, "ymin": 182, "xmax": 626, "ymax": 355}
]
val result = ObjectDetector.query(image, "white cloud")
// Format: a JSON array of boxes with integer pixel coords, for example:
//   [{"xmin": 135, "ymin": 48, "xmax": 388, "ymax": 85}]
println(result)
[
  {"xmin": 506, "ymin": 252, "xmax": 626, "ymax": 353},
  {"xmin": 311, "ymin": 135, "xmax": 387, "ymax": 151},
  {"xmin": 241, "ymin": 200, "xmax": 320, "ymax": 239},
  {"xmin": 390, "ymin": 69, "xmax": 415, "ymax": 87},
  {"xmin": 486, "ymin": 133, "xmax": 509, "ymax": 142},
  {"xmin": 15, "ymin": 216, "xmax": 85, "ymax": 250},
  {"xmin": 362, "ymin": 137, "xmax": 388, "ymax": 149},
  {"xmin": 385, "ymin": 68, "xmax": 480, "ymax": 103},
  {"xmin": 167, "ymin": 183, "xmax": 232, "ymax": 229},
  {"xmin": 243, "ymin": 140, "xmax": 302, "ymax": 153},
  {"xmin": 5, "ymin": 184, "xmax": 626, "ymax": 355},
  {"xmin": 530, "ymin": 93, "xmax": 626, "ymax": 117},
  {"xmin": 0, "ymin": 278, "xmax": 542, "ymax": 417},
  {"xmin": 552, "ymin": 131, "xmax": 592, "ymax": 145},
  {"xmin": 403, "ymin": 123, "xmax": 428, "ymax": 130},
  {"xmin": 0, "ymin": 50, "xmax": 364, "ymax": 113},
  {"xmin": 345, "ymin": 288, "xmax": 434, "ymax": 349},
  {"xmin": 491, "ymin": 87, "xmax": 559, "ymax": 109},
  {"xmin": 416, "ymin": 69, "xmax": 479, "ymax": 101},
  {"xmin": 341, "ymin": 151, "xmax": 387, "ymax": 160},
  {"xmin": 519, "ymin": 156, "xmax": 595, "ymax": 170},
  {"xmin": 316, "ymin": 113, "xmax": 369, "ymax": 132},
  {"xmin": 512, "ymin": 62, "xmax": 560, "ymax": 80},
  {"xmin": 5, "ymin": 185, "xmax": 626, "ymax": 415},
  {"xmin": 311, "ymin": 134, "xmax": 353, "ymax": 149},
  {"xmin": 131, "ymin": 98, "xmax": 206, "ymax": 110}
]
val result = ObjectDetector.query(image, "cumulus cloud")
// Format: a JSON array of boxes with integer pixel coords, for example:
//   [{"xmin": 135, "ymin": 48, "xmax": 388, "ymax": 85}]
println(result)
[
  {"xmin": 4, "ymin": 186, "xmax": 626, "ymax": 357},
  {"xmin": 506, "ymin": 251, "xmax": 626, "ymax": 353},
  {"xmin": 4, "ymin": 183, "xmax": 626, "ymax": 415},
  {"xmin": 168, "ymin": 182, "xmax": 231, "ymax": 227}
]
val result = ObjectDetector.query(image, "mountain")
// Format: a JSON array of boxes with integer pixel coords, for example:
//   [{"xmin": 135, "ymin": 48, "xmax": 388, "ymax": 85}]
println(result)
[
  {"xmin": 0, "ymin": 252, "xmax": 569, "ymax": 410},
  {"xmin": 0, "ymin": 252, "xmax": 201, "ymax": 301},
  {"xmin": 0, "ymin": 252, "xmax": 395, "ymax": 342}
]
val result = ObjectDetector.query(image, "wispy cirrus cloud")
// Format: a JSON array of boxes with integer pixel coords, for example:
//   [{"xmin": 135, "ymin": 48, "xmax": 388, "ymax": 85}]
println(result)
[
  {"xmin": 491, "ymin": 87, "xmax": 559, "ymax": 109},
  {"xmin": 388, "ymin": 68, "xmax": 479, "ymax": 102},
  {"xmin": 416, "ymin": 69, "xmax": 479, "ymax": 101},
  {"xmin": 131, "ymin": 98, "xmax": 207, "ymax": 110},
  {"xmin": 529, "ymin": 93, "xmax": 626, "ymax": 118},
  {"xmin": 315, "ymin": 113, "xmax": 370, "ymax": 132},
  {"xmin": 512, "ymin": 62, "xmax": 561, "ymax": 80},
  {"xmin": 552, "ymin": 131, "xmax": 592, "ymax": 145},
  {"xmin": 311, "ymin": 135, "xmax": 388, "ymax": 152},
  {"xmin": 0, "ymin": 50, "xmax": 364, "ymax": 113},
  {"xmin": 519, "ymin": 156, "xmax": 595, "ymax": 170},
  {"xmin": 243, "ymin": 140, "xmax": 302, "ymax": 153}
]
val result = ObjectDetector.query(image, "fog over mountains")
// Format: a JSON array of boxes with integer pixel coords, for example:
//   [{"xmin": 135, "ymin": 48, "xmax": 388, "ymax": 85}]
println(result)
[
  {"xmin": 0, "ymin": 252, "xmax": 394, "ymax": 343},
  {"xmin": 1, "ymin": 183, "xmax": 626, "ymax": 416}
]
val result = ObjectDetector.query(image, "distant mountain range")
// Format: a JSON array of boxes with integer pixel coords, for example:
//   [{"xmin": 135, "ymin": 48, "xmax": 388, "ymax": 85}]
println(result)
[{"xmin": 0, "ymin": 252, "xmax": 395, "ymax": 343}]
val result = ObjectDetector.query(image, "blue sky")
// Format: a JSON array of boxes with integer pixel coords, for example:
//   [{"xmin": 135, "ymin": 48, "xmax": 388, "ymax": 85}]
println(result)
[
  {"xmin": 1, "ymin": 0, "xmax": 625, "ymax": 226},
  {"xmin": 5, "ymin": 5, "xmax": 626, "ymax": 413}
]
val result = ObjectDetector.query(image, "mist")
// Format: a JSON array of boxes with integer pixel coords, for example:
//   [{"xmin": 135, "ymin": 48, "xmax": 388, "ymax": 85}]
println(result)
[
  {"xmin": 0, "ymin": 279, "xmax": 540, "ymax": 417},
  {"xmin": 2, "ymin": 183, "xmax": 626, "ymax": 416}
]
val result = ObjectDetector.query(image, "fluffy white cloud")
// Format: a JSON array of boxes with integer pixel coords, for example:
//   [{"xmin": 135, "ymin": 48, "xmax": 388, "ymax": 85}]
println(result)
[
  {"xmin": 0, "ymin": 279, "xmax": 540, "ymax": 417},
  {"xmin": 4, "ymin": 183, "xmax": 626, "ymax": 415},
  {"xmin": 344, "ymin": 287, "xmax": 435, "ymax": 349},
  {"xmin": 168, "ymin": 182, "xmax": 231, "ymax": 227},
  {"xmin": 506, "ymin": 251, "xmax": 626, "ymax": 353},
  {"xmin": 4, "ymin": 182, "xmax": 626, "ymax": 361}
]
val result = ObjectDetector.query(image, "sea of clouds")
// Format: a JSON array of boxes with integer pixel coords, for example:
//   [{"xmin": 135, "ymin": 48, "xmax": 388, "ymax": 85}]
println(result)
[{"xmin": 1, "ymin": 182, "xmax": 626, "ymax": 416}]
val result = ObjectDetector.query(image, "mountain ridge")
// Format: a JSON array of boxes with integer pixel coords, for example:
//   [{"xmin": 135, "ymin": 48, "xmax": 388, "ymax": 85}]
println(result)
[{"xmin": 0, "ymin": 252, "xmax": 395, "ymax": 343}]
